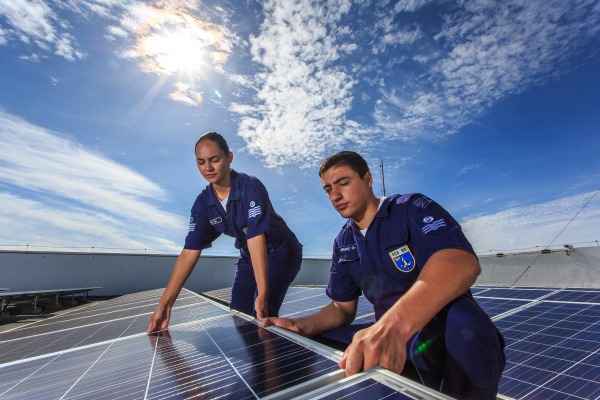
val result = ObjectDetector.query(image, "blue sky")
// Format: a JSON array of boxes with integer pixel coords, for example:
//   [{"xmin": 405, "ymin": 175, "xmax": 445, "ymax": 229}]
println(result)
[{"xmin": 0, "ymin": 0, "xmax": 598, "ymax": 257}]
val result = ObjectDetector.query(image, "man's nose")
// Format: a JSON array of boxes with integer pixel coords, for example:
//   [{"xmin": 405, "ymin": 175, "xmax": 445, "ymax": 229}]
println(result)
[{"xmin": 330, "ymin": 187, "xmax": 342, "ymax": 201}]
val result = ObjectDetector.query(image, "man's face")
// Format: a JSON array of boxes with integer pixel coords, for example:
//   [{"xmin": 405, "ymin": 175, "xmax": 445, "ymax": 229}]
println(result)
[{"xmin": 321, "ymin": 164, "xmax": 373, "ymax": 221}]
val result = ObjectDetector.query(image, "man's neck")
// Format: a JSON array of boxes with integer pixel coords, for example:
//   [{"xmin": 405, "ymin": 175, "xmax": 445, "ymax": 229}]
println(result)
[{"xmin": 352, "ymin": 196, "xmax": 380, "ymax": 230}]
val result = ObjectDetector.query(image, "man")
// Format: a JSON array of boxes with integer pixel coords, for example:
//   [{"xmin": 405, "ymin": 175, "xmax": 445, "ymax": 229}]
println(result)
[{"xmin": 263, "ymin": 151, "xmax": 505, "ymax": 399}]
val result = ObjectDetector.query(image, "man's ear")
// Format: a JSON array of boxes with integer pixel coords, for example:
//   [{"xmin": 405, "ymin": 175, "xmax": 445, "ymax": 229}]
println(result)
[{"xmin": 365, "ymin": 171, "xmax": 373, "ymax": 188}]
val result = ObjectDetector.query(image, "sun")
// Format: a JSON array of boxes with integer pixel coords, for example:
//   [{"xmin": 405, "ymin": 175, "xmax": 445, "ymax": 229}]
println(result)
[{"xmin": 142, "ymin": 30, "xmax": 207, "ymax": 75}]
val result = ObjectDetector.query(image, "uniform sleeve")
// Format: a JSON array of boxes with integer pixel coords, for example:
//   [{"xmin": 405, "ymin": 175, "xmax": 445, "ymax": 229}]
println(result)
[
  {"xmin": 407, "ymin": 194, "xmax": 476, "ymax": 269},
  {"xmin": 183, "ymin": 202, "xmax": 221, "ymax": 250},
  {"xmin": 243, "ymin": 178, "xmax": 273, "ymax": 240},
  {"xmin": 326, "ymin": 239, "xmax": 362, "ymax": 302}
]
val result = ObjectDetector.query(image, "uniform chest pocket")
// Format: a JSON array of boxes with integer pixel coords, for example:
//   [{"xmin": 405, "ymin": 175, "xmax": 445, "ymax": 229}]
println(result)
[
  {"xmin": 379, "ymin": 230, "xmax": 408, "ymax": 250},
  {"xmin": 380, "ymin": 230, "xmax": 416, "ymax": 273}
]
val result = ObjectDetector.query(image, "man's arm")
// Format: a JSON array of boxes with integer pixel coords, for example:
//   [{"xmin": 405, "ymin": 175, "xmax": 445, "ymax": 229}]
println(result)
[
  {"xmin": 340, "ymin": 248, "xmax": 480, "ymax": 376},
  {"xmin": 247, "ymin": 233, "xmax": 268, "ymax": 319},
  {"xmin": 262, "ymin": 298, "xmax": 358, "ymax": 336},
  {"xmin": 147, "ymin": 248, "xmax": 201, "ymax": 332}
]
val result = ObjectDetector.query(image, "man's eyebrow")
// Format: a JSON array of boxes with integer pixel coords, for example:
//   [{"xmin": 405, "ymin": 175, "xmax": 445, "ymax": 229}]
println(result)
[
  {"xmin": 333, "ymin": 176, "xmax": 350, "ymax": 185},
  {"xmin": 322, "ymin": 176, "xmax": 350, "ymax": 188}
]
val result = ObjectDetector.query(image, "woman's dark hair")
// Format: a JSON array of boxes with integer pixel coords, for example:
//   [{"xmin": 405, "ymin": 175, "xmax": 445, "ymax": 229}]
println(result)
[
  {"xmin": 195, "ymin": 131, "xmax": 230, "ymax": 155},
  {"xmin": 318, "ymin": 151, "xmax": 370, "ymax": 178}
]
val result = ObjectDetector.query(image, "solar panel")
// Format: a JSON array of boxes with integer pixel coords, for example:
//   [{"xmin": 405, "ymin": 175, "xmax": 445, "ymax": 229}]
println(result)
[
  {"xmin": 475, "ymin": 287, "xmax": 557, "ymax": 300},
  {"xmin": 203, "ymin": 284, "xmax": 600, "ymax": 399},
  {"xmin": 0, "ymin": 288, "xmax": 449, "ymax": 399},
  {"xmin": 289, "ymin": 369, "xmax": 449, "ymax": 400},
  {"xmin": 472, "ymin": 297, "xmax": 530, "ymax": 318},
  {"xmin": 3, "ymin": 286, "xmax": 599, "ymax": 399},
  {"xmin": 494, "ymin": 300, "xmax": 600, "ymax": 399},
  {"xmin": 0, "ymin": 301, "xmax": 227, "ymax": 364}
]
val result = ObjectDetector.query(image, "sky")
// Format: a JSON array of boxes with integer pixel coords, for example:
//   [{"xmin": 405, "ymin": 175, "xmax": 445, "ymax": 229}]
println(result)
[{"xmin": 0, "ymin": 0, "xmax": 599, "ymax": 258}]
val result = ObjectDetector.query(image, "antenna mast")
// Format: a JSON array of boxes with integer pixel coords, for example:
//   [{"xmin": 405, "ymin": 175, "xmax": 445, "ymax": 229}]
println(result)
[{"xmin": 380, "ymin": 159, "xmax": 386, "ymax": 196}]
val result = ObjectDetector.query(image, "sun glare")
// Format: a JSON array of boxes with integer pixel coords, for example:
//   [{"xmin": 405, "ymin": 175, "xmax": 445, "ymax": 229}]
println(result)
[{"xmin": 142, "ymin": 31, "xmax": 206, "ymax": 74}]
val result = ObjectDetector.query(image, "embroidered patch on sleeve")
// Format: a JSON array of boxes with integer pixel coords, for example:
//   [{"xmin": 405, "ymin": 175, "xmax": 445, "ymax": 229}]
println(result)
[
  {"xmin": 419, "ymin": 215, "xmax": 447, "ymax": 235},
  {"xmin": 389, "ymin": 245, "xmax": 415, "ymax": 272},
  {"xmin": 248, "ymin": 200, "xmax": 262, "ymax": 218},
  {"xmin": 188, "ymin": 217, "xmax": 196, "ymax": 233},
  {"xmin": 413, "ymin": 196, "xmax": 433, "ymax": 209}
]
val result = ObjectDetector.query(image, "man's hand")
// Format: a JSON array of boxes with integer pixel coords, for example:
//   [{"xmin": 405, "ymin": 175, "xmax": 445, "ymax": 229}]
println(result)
[
  {"xmin": 255, "ymin": 294, "xmax": 268, "ymax": 320},
  {"xmin": 261, "ymin": 316, "xmax": 305, "ymax": 335},
  {"xmin": 147, "ymin": 303, "xmax": 171, "ymax": 333},
  {"xmin": 338, "ymin": 320, "xmax": 407, "ymax": 377}
]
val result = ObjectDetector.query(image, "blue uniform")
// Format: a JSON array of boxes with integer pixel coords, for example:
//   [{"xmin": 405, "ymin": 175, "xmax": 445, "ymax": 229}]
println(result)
[
  {"xmin": 184, "ymin": 170, "xmax": 302, "ymax": 317},
  {"xmin": 326, "ymin": 193, "xmax": 505, "ymax": 399}
]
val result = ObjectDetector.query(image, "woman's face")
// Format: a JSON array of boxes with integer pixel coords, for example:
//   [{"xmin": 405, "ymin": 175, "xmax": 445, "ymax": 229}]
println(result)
[{"xmin": 195, "ymin": 139, "xmax": 233, "ymax": 186}]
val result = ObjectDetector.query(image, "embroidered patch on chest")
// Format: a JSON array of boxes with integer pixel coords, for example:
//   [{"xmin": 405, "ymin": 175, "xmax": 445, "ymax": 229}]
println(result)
[
  {"xmin": 209, "ymin": 217, "xmax": 222, "ymax": 225},
  {"xmin": 389, "ymin": 245, "xmax": 416, "ymax": 272}
]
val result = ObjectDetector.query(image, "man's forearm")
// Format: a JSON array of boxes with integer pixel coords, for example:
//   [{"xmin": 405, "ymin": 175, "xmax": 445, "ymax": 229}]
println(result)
[{"xmin": 381, "ymin": 248, "xmax": 480, "ymax": 342}]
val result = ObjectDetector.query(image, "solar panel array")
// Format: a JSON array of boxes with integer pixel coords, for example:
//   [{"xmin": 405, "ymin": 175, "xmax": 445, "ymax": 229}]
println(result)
[
  {"xmin": 0, "ymin": 288, "xmax": 448, "ymax": 399},
  {"xmin": 474, "ymin": 287, "xmax": 600, "ymax": 400},
  {"xmin": 205, "ymin": 285, "xmax": 600, "ymax": 400}
]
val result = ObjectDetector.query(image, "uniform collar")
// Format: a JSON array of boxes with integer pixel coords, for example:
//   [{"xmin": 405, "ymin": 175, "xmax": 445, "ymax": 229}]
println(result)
[
  {"xmin": 206, "ymin": 169, "xmax": 241, "ymax": 206},
  {"xmin": 228, "ymin": 169, "xmax": 241, "ymax": 201},
  {"xmin": 374, "ymin": 196, "xmax": 392, "ymax": 218},
  {"xmin": 342, "ymin": 196, "xmax": 393, "ymax": 232}
]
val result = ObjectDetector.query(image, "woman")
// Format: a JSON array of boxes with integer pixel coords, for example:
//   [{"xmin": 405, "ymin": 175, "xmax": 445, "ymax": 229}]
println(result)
[{"xmin": 147, "ymin": 131, "xmax": 302, "ymax": 332}]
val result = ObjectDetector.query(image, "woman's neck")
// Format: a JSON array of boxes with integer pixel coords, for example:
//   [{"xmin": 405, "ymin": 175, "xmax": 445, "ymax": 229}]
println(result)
[{"xmin": 212, "ymin": 182, "xmax": 230, "ymax": 201}]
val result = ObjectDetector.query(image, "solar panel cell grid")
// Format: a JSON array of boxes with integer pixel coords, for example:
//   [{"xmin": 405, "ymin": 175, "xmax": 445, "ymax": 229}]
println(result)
[
  {"xmin": 472, "ymin": 298, "xmax": 530, "ymax": 318},
  {"xmin": 478, "ymin": 288, "xmax": 556, "ymax": 300},
  {"xmin": 544, "ymin": 289, "xmax": 600, "ymax": 303},
  {"xmin": 0, "ymin": 301, "xmax": 230, "ymax": 364},
  {"xmin": 316, "ymin": 378, "xmax": 415, "ymax": 400}
]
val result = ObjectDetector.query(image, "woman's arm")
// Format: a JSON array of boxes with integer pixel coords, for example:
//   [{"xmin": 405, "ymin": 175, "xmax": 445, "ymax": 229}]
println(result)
[
  {"xmin": 147, "ymin": 248, "xmax": 201, "ymax": 332},
  {"xmin": 247, "ymin": 233, "xmax": 269, "ymax": 319}
]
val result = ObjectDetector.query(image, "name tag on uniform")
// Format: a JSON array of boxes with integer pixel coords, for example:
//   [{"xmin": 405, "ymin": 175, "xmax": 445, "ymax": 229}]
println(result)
[
  {"xmin": 209, "ymin": 217, "xmax": 222, "ymax": 225},
  {"xmin": 389, "ymin": 245, "xmax": 415, "ymax": 272}
]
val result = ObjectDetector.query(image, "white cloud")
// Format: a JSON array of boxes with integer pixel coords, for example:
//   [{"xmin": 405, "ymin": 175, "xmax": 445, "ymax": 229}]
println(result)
[
  {"xmin": 0, "ymin": 0, "xmax": 85, "ymax": 60},
  {"xmin": 462, "ymin": 191, "xmax": 600, "ymax": 253},
  {"xmin": 373, "ymin": 26, "xmax": 423, "ymax": 54},
  {"xmin": 0, "ymin": 26, "xmax": 7, "ymax": 45},
  {"xmin": 394, "ymin": 0, "xmax": 435, "ymax": 13},
  {"xmin": 374, "ymin": 0, "xmax": 600, "ymax": 139},
  {"xmin": 230, "ymin": 0, "xmax": 373, "ymax": 167},
  {"xmin": 456, "ymin": 163, "xmax": 482, "ymax": 178},
  {"xmin": 0, "ymin": 111, "xmax": 185, "ymax": 251}
]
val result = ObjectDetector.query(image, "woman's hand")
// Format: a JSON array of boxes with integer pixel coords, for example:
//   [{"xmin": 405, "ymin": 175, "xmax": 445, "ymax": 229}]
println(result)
[
  {"xmin": 147, "ymin": 303, "xmax": 171, "ymax": 333},
  {"xmin": 255, "ymin": 293, "xmax": 268, "ymax": 320}
]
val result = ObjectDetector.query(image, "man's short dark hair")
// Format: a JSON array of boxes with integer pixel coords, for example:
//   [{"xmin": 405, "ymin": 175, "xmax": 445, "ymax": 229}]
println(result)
[
  {"xmin": 319, "ymin": 151, "xmax": 370, "ymax": 178},
  {"xmin": 195, "ymin": 131, "xmax": 230, "ymax": 155}
]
